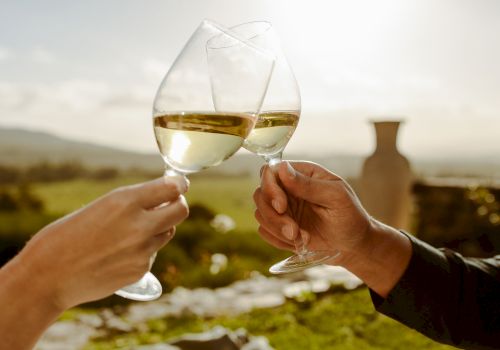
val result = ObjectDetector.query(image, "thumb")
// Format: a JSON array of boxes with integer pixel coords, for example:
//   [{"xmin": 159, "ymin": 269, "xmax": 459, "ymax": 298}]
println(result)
[{"xmin": 277, "ymin": 161, "xmax": 336, "ymax": 207}]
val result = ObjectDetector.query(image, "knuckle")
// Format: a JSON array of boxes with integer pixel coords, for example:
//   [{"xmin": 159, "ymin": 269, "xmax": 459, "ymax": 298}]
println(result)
[
  {"xmin": 179, "ymin": 202, "xmax": 189, "ymax": 218},
  {"xmin": 163, "ymin": 181, "xmax": 181, "ymax": 197},
  {"xmin": 254, "ymin": 209, "xmax": 261, "ymax": 221},
  {"xmin": 252, "ymin": 188, "xmax": 261, "ymax": 203},
  {"xmin": 107, "ymin": 187, "xmax": 133, "ymax": 209}
]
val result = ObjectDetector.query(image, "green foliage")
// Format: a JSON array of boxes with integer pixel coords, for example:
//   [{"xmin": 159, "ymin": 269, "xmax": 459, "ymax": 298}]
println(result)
[
  {"xmin": 0, "ymin": 183, "xmax": 44, "ymax": 212},
  {"xmin": 0, "ymin": 162, "xmax": 124, "ymax": 185},
  {"xmin": 0, "ymin": 165, "xmax": 22, "ymax": 184},
  {"xmin": 151, "ymin": 211, "xmax": 289, "ymax": 293},
  {"xmin": 0, "ymin": 212, "xmax": 59, "ymax": 265},
  {"xmin": 414, "ymin": 182, "xmax": 500, "ymax": 257}
]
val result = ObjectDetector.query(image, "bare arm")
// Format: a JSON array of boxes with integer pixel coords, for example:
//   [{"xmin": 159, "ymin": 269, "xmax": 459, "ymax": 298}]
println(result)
[
  {"xmin": 0, "ymin": 177, "xmax": 189, "ymax": 349},
  {"xmin": 0, "ymin": 253, "xmax": 63, "ymax": 350}
]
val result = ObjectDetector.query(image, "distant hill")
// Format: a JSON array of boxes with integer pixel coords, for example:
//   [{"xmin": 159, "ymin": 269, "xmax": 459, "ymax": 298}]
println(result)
[
  {"xmin": 0, "ymin": 127, "xmax": 364, "ymax": 177},
  {"xmin": 1, "ymin": 127, "xmax": 499, "ymax": 180},
  {"xmin": 0, "ymin": 128, "xmax": 163, "ymax": 171}
]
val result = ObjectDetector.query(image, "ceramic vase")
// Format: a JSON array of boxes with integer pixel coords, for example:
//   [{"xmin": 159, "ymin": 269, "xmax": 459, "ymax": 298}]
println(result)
[{"xmin": 359, "ymin": 120, "xmax": 413, "ymax": 230}]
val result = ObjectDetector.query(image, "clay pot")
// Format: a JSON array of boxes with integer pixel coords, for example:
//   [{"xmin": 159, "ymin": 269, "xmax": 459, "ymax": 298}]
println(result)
[{"xmin": 359, "ymin": 120, "xmax": 413, "ymax": 230}]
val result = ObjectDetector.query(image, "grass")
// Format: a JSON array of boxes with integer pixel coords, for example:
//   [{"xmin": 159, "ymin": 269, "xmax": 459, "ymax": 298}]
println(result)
[
  {"xmin": 83, "ymin": 288, "xmax": 455, "ymax": 350},
  {"xmin": 32, "ymin": 174, "xmax": 259, "ymax": 231}
]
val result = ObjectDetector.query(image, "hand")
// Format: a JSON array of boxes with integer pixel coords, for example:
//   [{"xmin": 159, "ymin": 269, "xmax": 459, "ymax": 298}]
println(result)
[
  {"xmin": 254, "ymin": 161, "xmax": 412, "ymax": 297},
  {"xmin": 254, "ymin": 161, "xmax": 372, "ymax": 264},
  {"xmin": 17, "ymin": 176, "xmax": 189, "ymax": 310}
]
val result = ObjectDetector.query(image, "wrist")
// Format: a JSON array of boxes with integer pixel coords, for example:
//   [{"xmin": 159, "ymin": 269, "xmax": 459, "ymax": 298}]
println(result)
[{"xmin": 335, "ymin": 219, "xmax": 413, "ymax": 298}]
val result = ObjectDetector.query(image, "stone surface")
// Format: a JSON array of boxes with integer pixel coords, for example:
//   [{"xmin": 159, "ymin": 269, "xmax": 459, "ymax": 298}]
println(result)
[
  {"xmin": 133, "ymin": 345, "xmax": 180, "ymax": 350},
  {"xmin": 37, "ymin": 266, "xmax": 362, "ymax": 349},
  {"xmin": 35, "ymin": 321, "xmax": 99, "ymax": 350},
  {"xmin": 169, "ymin": 326, "xmax": 269, "ymax": 350}
]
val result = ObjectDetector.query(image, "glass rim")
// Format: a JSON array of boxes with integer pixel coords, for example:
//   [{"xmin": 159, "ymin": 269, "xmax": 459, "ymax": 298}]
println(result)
[
  {"xmin": 205, "ymin": 19, "xmax": 273, "ymax": 58},
  {"xmin": 228, "ymin": 20, "xmax": 273, "ymax": 43}
]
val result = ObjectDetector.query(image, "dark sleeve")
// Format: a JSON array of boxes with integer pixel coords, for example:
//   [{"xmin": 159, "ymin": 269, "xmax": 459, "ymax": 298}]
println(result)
[{"xmin": 370, "ymin": 232, "xmax": 500, "ymax": 350}]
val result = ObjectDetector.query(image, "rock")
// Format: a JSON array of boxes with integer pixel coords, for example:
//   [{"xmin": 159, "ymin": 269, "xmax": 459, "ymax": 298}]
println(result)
[
  {"xmin": 169, "ymin": 326, "xmax": 241, "ymax": 350},
  {"xmin": 133, "ymin": 345, "xmax": 180, "ymax": 350},
  {"xmin": 303, "ymin": 265, "xmax": 363, "ymax": 290},
  {"xmin": 35, "ymin": 321, "xmax": 98, "ymax": 350},
  {"xmin": 36, "ymin": 264, "xmax": 362, "ymax": 349},
  {"xmin": 234, "ymin": 292, "xmax": 285, "ymax": 312},
  {"xmin": 168, "ymin": 326, "xmax": 272, "ymax": 350},
  {"xmin": 77, "ymin": 313, "xmax": 103, "ymax": 328},
  {"xmin": 100, "ymin": 309, "xmax": 133, "ymax": 333},
  {"xmin": 241, "ymin": 336, "xmax": 274, "ymax": 350},
  {"xmin": 127, "ymin": 300, "xmax": 182, "ymax": 323}
]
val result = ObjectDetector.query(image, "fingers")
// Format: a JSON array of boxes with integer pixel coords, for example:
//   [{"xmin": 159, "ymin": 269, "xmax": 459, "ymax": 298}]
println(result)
[
  {"xmin": 128, "ymin": 176, "xmax": 189, "ymax": 209},
  {"xmin": 276, "ymin": 161, "xmax": 343, "ymax": 208},
  {"xmin": 257, "ymin": 225, "xmax": 295, "ymax": 252},
  {"xmin": 145, "ymin": 195, "xmax": 189, "ymax": 233},
  {"xmin": 260, "ymin": 166, "xmax": 288, "ymax": 214},
  {"xmin": 253, "ymin": 188, "xmax": 298, "ymax": 240},
  {"xmin": 147, "ymin": 227, "xmax": 176, "ymax": 253}
]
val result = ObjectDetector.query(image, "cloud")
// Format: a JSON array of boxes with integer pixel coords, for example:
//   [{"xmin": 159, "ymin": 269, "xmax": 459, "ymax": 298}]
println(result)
[
  {"xmin": 31, "ymin": 47, "xmax": 56, "ymax": 64},
  {"xmin": 0, "ymin": 47, "xmax": 13, "ymax": 62},
  {"xmin": 0, "ymin": 79, "xmax": 157, "ymax": 152},
  {"xmin": 142, "ymin": 58, "xmax": 171, "ymax": 81}
]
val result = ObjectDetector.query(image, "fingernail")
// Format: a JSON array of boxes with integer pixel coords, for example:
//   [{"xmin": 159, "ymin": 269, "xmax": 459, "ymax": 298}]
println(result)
[
  {"xmin": 282, "ymin": 225, "xmax": 294, "ymax": 240},
  {"xmin": 260, "ymin": 166, "xmax": 265, "ymax": 178},
  {"xmin": 167, "ymin": 227, "xmax": 176, "ymax": 239},
  {"xmin": 166, "ymin": 176, "xmax": 189, "ymax": 193},
  {"xmin": 286, "ymin": 162, "xmax": 296, "ymax": 178},
  {"xmin": 272, "ymin": 199, "xmax": 281, "ymax": 213}
]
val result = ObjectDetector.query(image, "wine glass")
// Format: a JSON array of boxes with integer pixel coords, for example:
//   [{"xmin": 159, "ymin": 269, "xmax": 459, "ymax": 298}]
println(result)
[
  {"xmin": 114, "ymin": 20, "xmax": 275, "ymax": 301},
  {"xmin": 228, "ymin": 21, "xmax": 339, "ymax": 274}
]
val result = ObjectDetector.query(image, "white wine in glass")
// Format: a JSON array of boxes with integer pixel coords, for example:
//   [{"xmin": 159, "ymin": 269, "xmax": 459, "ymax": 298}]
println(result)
[
  {"xmin": 229, "ymin": 21, "xmax": 339, "ymax": 274},
  {"xmin": 114, "ymin": 20, "xmax": 274, "ymax": 301},
  {"xmin": 153, "ymin": 112, "xmax": 255, "ymax": 173},
  {"xmin": 243, "ymin": 110, "xmax": 300, "ymax": 158}
]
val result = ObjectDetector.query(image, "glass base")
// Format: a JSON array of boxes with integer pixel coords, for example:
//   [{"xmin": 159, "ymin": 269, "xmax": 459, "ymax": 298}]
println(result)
[
  {"xmin": 114, "ymin": 272, "xmax": 162, "ymax": 301},
  {"xmin": 269, "ymin": 250, "xmax": 339, "ymax": 275}
]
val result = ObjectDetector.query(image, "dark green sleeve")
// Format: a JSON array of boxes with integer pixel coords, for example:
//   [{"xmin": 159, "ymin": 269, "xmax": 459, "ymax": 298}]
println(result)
[{"xmin": 370, "ymin": 232, "xmax": 500, "ymax": 350}]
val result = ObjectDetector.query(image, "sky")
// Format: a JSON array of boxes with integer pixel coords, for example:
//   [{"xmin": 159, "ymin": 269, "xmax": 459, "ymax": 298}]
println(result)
[{"xmin": 0, "ymin": 0, "xmax": 499, "ymax": 160}]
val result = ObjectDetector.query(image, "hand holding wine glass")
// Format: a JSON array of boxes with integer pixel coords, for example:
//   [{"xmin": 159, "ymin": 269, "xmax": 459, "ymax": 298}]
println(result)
[
  {"xmin": 115, "ymin": 20, "xmax": 275, "ymax": 300},
  {"xmin": 228, "ymin": 21, "xmax": 339, "ymax": 273}
]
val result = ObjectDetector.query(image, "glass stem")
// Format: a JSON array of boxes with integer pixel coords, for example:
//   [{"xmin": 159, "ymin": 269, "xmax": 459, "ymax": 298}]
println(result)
[
  {"xmin": 264, "ymin": 153, "xmax": 308, "ymax": 258},
  {"xmin": 164, "ymin": 168, "xmax": 186, "ymax": 179}
]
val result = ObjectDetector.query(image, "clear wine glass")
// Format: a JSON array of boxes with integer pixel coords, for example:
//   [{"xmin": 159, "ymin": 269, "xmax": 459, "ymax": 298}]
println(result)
[
  {"xmin": 228, "ymin": 21, "xmax": 339, "ymax": 274},
  {"xmin": 114, "ymin": 20, "xmax": 275, "ymax": 301}
]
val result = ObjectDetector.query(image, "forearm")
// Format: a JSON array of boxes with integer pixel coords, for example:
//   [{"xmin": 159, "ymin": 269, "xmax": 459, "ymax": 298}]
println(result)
[
  {"xmin": 336, "ymin": 219, "xmax": 413, "ymax": 298},
  {"xmin": 0, "ymin": 253, "xmax": 63, "ymax": 350}
]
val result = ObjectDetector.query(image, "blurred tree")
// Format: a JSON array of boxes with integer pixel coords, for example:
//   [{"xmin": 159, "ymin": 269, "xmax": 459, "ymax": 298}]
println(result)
[
  {"xmin": 413, "ymin": 182, "xmax": 500, "ymax": 257},
  {"xmin": 0, "ymin": 190, "xmax": 19, "ymax": 211},
  {"xmin": 87, "ymin": 167, "xmax": 119, "ymax": 181},
  {"xmin": 16, "ymin": 183, "xmax": 44, "ymax": 212},
  {"xmin": 0, "ymin": 165, "xmax": 22, "ymax": 184}
]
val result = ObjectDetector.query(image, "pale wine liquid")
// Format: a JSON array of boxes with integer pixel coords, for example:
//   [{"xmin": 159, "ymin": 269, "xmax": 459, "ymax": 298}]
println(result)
[
  {"xmin": 153, "ymin": 112, "xmax": 254, "ymax": 173},
  {"xmin": 243, "ymin": 111, "xmax": 300, "ymax": 156}
]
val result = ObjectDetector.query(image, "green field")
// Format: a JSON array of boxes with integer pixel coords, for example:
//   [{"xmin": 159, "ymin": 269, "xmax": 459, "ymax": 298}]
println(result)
[{"xmin": 32, "ymin": 175, "xmax": 260, "ymax": 231}]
